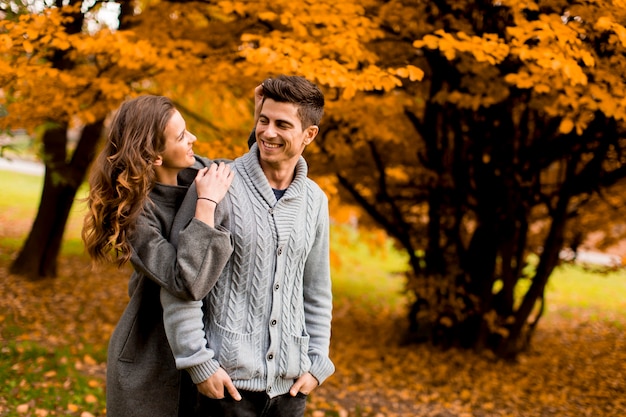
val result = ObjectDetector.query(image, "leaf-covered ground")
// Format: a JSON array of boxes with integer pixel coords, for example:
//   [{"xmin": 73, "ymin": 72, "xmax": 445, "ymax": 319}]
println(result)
[{"xmin": 0, "ymin": 242, "xmax": 625, "ymax": 416}]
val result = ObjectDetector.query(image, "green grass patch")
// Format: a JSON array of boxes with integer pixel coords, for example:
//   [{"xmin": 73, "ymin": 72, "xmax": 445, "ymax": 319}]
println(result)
[
  {"xmin": 546, "ymin": 264, "xmax": 626, "ymax": 322},
  {"xmin": 0, "ymin": 170, "xmax": 42, "ymax": 215},
  {"xmin": 0, "ymin": 340, "xmax": 106, "ymax": 416},
  {"xmin": 0, "ymin": 169, "xmax": 87, "ymax": 256},
  {"xmin": 330, "ymin": 224, "xmax": 408, "ymax": 310}
]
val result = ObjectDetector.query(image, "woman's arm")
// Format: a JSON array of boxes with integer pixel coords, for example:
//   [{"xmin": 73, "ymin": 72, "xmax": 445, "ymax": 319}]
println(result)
[
  {"xmin": 130, "ymin": 163, "xmax": 234, "ymax": 301},
  {"xmin": 130, "ymin": 210, "xmax": 233, "ymax": 301}
]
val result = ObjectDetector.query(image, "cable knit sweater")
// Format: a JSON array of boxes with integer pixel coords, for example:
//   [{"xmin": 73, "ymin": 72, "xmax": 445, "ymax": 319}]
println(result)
[{"xmin": 161, "ymin": 144, "xmax": 335, "ymax": 398}]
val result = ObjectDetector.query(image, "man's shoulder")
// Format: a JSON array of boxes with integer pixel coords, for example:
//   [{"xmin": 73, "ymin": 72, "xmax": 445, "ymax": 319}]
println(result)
[
  {"xmin": 304, "ymin": 178, "xmax": 328, "ymax": 202},
  {"xmin": 192, "ymin": 155, "xmax": 213, "ymax": 167}
]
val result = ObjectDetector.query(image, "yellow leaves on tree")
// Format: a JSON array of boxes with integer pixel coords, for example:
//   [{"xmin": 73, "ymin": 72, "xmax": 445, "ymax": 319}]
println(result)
[
  {"xmin": 414, "ymin": 30, "xmax": 510, "ymax": 65},
  {"xmin": 2, "ymin": 0, "xmax": 425, "ymax": 139},
  {"xmin": 0, "ymin": 8, "xmax": 178, "ymax": 131},
  {"xmin": 231, "ymin": 0, "xmax": 421, "ymax": 98},
  {"xmin": 504, "ymin": 4, "xmax": 626, "ymax": 132},
  {"xmin": 595, "ymin": 16, "xmax": 626, "ymax": 47},
  {"xmin": 409, "ymin": 2, "xmax": 626, "ymax": 134}
]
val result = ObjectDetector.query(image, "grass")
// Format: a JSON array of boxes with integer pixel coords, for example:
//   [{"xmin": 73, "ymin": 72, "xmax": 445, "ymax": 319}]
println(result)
[
  {"xmin": 0, "ymin": 170, "xmax": 42, "ymax": 215},
  {"xmin": 547, "ymin": 264, "xmax": 626, "ymax": 310},
  {"xmin": 1, "ymin": 341, "xmax": 106, "ymax": 415},
  {"xmin": 330, "ymin": 224, "xmax": 408, "ymax": 309},
  {"xmin": 0, "ymin": 168, "xmax": 89, "ymax": 256}
]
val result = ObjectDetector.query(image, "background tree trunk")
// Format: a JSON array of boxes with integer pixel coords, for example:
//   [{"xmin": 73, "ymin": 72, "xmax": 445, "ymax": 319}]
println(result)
[{"xmin": 10, "ymin": 121, "xmax": 103, "ymax": 279}]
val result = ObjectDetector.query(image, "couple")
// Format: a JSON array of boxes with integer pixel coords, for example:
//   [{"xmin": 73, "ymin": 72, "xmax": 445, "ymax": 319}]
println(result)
[{"xmin": 82, "ymin": 75, "xmax": 335, "ymax": 417}]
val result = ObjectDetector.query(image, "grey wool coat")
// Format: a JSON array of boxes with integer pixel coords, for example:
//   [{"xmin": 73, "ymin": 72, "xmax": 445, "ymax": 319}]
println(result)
[{"xmin": 105, "ymin": 158, "xmax": 234, "ymax": 417}]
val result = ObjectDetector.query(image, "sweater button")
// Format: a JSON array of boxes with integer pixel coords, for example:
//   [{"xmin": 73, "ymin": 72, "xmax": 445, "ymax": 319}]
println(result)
[
  {"xmin": 271, "ymin": 319, "xmax": 277, "ymax": 326},
  {"xmin": 277, "ymin": 246, "xmax": 283, "ymax": 256},
  {"xmin": 267, "ymin": 353, "xmax": 274, "ymax": 360}
]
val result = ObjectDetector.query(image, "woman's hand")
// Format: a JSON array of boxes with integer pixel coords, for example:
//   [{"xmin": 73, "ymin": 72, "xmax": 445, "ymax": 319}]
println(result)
[
  {"xmin": 194, "ymin": 162, "xmax": 234, "ymax": 226},
  {"xmin": 196, "ymin": 162, "xmax": 234, "ymax": 203}
]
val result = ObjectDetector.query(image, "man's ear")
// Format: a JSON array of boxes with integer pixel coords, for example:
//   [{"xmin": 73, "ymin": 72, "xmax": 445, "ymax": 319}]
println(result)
[
  {"xmin": 154, "ymin": 155, "xmax": 163, "ymax": 166},
  {"xmin": 304, "ymin": 125, "xmax": 319, "ymax": 145}
]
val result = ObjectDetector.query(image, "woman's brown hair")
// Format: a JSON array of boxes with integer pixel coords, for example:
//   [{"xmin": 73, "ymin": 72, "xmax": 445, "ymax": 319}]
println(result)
[{"xmin": 82, "ymin": 95, "xmax": 175, "ymax": 266}]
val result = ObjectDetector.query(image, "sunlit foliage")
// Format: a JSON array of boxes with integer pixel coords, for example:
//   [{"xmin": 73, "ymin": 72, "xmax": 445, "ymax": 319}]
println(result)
[{"xmin": 2, "ymin": 0, "xmax": 626, "ymax": 357}]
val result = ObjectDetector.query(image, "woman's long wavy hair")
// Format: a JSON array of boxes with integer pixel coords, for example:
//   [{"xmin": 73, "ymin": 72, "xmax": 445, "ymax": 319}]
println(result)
[{"xmin": 82, "ymin": 95, "xmax": 175, "ymax": 266}]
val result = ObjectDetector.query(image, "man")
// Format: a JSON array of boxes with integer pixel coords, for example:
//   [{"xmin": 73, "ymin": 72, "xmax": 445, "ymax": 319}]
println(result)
[{"xmin": 161, "ymin": 75, "xmax": 335, "ymax": 416}]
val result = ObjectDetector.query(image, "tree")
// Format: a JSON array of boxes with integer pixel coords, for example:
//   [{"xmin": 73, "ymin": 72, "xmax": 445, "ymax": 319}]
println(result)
[
  {"xmin": 0, "ymin": 0, "xmax": 419, "ymax": 279},
  {"xmin": 307, "ymin": 0, "xmax": 626, "ymax": 357},
  {"xmin": 0, "ymin": 0, "xmax": 221, "ymax": 278},
  {"xmin": 1, "ymin": 3, "xmax": 113, "ymax": 278},
  {"xmin": 4, "ymin": 0, "xmax": 625, "ymax": 358}
]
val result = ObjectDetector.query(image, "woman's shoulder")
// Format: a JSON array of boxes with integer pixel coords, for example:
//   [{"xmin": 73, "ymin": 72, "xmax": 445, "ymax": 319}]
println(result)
[{"xmin": 177, "ymin": 156, "xmax": 212, "ymax": 185}]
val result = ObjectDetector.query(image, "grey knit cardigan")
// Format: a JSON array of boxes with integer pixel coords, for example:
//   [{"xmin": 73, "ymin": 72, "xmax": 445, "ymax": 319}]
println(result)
[{"xmin": 162, "ymin": 144, "xmax": 335, "ymax": 398}]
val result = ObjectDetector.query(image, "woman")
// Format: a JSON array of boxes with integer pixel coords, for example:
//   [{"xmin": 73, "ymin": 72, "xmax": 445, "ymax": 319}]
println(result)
[{"xmin": 82, "ymin": 95, "xmax": 234, "ymax": 416}]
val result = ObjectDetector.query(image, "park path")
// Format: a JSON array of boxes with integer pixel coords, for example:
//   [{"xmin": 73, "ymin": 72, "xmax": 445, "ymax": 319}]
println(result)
[{"xmin": 0, "ymin": 157, "xmax": 44, "ymax": 176}]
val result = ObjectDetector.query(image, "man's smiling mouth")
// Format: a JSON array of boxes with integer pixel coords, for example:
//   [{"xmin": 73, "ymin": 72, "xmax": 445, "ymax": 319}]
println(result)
[{"xmin": 262, "ymin": 140, "xmax": 282, "ymax": 149}]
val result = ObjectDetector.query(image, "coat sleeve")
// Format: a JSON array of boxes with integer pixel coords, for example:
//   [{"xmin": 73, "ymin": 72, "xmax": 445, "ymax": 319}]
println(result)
[
  {"xmin": 302, "ymin": 191, "xmax": 335, "ymax": 385},
  {"xmin": 130, "ymin": 203, "xmax": 233, "ymax": 302}
]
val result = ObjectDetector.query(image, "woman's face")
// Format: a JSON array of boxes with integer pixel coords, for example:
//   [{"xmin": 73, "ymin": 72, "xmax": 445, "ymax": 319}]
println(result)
[{"xmin": 154, "ymin": 109, "xmax": 197, "ymax": 182}]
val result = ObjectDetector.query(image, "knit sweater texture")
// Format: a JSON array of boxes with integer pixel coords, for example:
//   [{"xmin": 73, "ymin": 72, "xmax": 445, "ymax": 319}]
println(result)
[{"xmin": 162, "ymin": 144, "xmax": 335, "ymax": 398}]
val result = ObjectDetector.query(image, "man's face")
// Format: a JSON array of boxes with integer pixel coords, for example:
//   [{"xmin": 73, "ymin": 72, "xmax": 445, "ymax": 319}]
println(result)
[{"xmin": 255, "ymin": 99, "xmax": 318, "ymax": 171}]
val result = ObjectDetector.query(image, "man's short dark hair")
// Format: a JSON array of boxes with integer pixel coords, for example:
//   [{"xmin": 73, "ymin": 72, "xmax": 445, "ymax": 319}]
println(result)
[{"xmin": 262, "ymin": 75, "xmax": 324, "ymax": 128}]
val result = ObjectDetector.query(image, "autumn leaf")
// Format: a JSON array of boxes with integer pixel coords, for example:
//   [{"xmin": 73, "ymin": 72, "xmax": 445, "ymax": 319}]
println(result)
[{"xmin": 559, "ymin": 117, "xmax": 575, "ymax": 134}]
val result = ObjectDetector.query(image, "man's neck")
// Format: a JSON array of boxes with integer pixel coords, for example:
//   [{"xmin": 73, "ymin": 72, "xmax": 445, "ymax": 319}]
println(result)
[{"xmin": 260, "ymin": 160, "xmax": 296, "ymax": 190}]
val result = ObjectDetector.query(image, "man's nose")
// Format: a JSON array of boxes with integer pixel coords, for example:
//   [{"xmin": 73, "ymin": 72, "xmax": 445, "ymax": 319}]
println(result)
[{"xmin": 264, "ymin": 123, "xmax": 277, "ymax": 137}]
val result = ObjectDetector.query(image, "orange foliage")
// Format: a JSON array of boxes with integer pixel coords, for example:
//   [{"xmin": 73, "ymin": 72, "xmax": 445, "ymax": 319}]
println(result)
[
  {"xmin": 0, "ymin": 0, "xmax": 423, "ymax": 138},
  {"xmin": 3, "ymin": 0, "xmax": 626, "ymax": 355}
]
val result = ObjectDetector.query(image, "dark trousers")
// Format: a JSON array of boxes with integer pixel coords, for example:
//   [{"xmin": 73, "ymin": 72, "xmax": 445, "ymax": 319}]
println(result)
[
  {"xmin": 179, "ymin": 372, "xmax": 199, "ymax": 417},
  {"xmin": 195, "ymin": 390, "xmax": 307, "ymax": 417}
]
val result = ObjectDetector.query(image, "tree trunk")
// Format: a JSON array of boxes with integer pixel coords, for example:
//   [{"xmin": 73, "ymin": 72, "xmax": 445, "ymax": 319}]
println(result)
[
  {"xmin": 10, "ymin": 167, "xmax": 78, "ymax": 278},
  {"xmin": 10, "ymin": 121, "xmax": 103, "ymax": 279}
]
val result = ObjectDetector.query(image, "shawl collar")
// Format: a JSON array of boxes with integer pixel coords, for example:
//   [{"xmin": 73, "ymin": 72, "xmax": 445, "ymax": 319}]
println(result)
[
  {"xmin": 238, "ymin": 143, "xmax": 308, "ymax": 208},
  {"xmin": 237, "ymin": 144, "xmax": 310, "ymax": 244}
]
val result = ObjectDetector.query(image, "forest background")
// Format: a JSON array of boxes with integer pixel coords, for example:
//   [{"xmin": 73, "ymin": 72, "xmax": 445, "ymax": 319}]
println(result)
[{"xmin": 1, "ymin": 0, "xmax": 626, "ymax": 415}]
